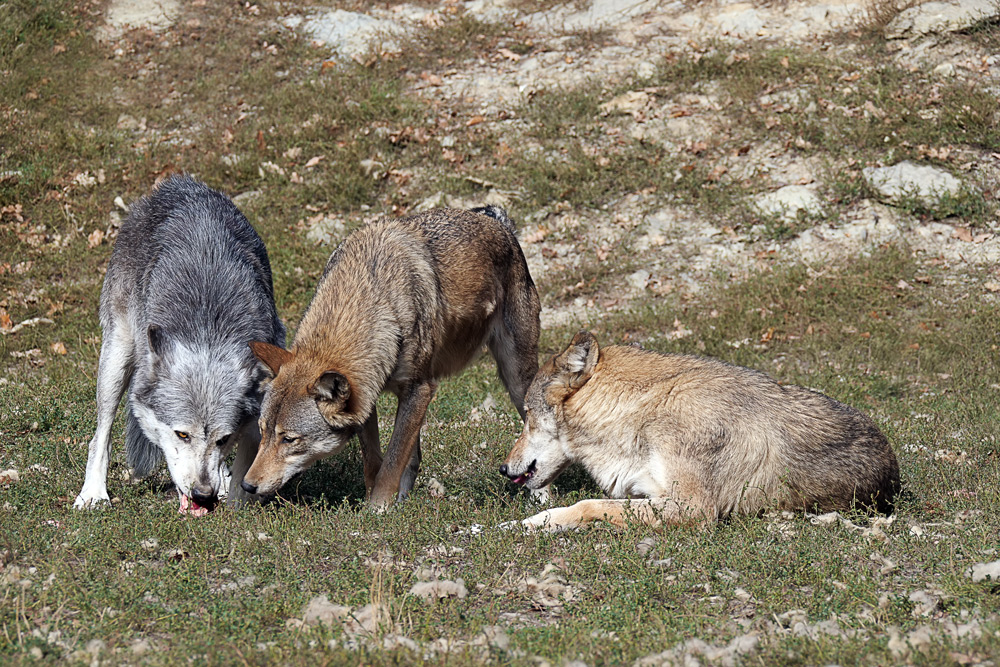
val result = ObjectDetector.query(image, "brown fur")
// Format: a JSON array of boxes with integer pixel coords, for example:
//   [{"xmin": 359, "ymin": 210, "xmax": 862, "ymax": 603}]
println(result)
[
  {"xmin": 246, "ymin": 207, "xmax": 540, "ymax": 506},
  {"xmin": 500, "ymin": 331, "xmax": 900, "ymax": 531}
]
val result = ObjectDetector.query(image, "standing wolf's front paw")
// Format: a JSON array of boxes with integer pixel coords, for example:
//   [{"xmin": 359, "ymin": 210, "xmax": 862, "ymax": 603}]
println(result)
[{"xmin": 73, "ymin": 487, "xmax": 111, "ymax": 510}]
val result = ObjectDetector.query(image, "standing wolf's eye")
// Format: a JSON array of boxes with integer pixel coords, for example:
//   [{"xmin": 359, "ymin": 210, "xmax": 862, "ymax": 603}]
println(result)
[
  {"xmin": 175, "ymin": 431, "xmax": 190, "ymax": 441},
  {"xmin": 280, "ymin": 435, "xmax": 299, "ymax": 445}
]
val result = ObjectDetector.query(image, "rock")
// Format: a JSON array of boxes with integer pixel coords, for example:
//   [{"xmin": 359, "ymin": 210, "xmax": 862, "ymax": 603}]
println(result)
[
  {"xmin": 600, "ymin": 90, "xmax": 650, "ymax": 116},
  {"xmin": 528, "ymin": 0, "xmax": 659, "ymax": 32},
  {"xmin": 755, "ymin": 185, "xmax": 823, "ymax": 221},
  {"xmin": 283, "ymin": 10, "xmax": 405, "ymax": 60},
  {"xmin": 301, "ymin": 595, "xmax": 351, "ymax": 626},
  {"xmin": 968, "ymin": 559, "xmax": 1000, "ymax": 583},
  {"xmin": 409, "ymin": 578, "xmax": 468, "ymax": 601},
  {"xmin": 712, "ymin": 6, "xmax": 767, "ymax": 37},
  {"xmin": 627, "ymin": 269, "xmax": 650, "ymax": 291},
  {"xmin": 886, "ymin": 0, "xmax": 998, "ymax": 38},
  {"xmin": 862, "ymin": 161, "xmax": 964, "ymax": 209},
  {"xmin": 305, "ymin": 215, "xmax": 344, "ymax": 247},
  {"xmin": 100, "ymin": 0, "xmax": 179, "ymax": 40}
]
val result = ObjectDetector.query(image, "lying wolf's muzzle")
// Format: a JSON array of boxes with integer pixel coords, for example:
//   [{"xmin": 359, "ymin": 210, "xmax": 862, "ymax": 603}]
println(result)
[{"xmin": 499, "ymin": 460, "xmax": 537, "ymax": 485}]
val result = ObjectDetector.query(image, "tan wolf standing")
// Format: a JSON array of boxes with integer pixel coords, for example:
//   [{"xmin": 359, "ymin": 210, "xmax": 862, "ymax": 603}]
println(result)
[
  {"xmin": 500, "ymin": 331, "xmax": 900, "ymax": 531},
  {"xmin": 244, "ymin": 206, "xmax": 540, "ymax": 506}
]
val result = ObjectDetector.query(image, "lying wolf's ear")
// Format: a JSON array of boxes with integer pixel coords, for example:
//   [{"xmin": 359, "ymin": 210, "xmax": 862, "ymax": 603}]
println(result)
[
  {"xmin": 249, "ymin": 341, "xmax": 293, "ymax": 377},
  {"xmin": 311, "ymin": 371, "xmax": 352, "ymax": 420},
  {"xmin": 553, "ymin": 330, "xmax": 600, "ymax": 390},
  {"xmin": 148, "ymin": 325, "xmax": 165, "ymax": 357}
]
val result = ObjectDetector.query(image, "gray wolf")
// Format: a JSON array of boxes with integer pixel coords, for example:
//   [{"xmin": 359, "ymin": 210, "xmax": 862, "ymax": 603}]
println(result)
[
  {"xmin": 244, "ymin": 206, "xmax": 540, "ymax": 507},
  {"xmin": 73, "ymin": 175, "xmax": 285, "ymax": 515},
  {"xmin": 500, "ymin": 331, "xmax": 900, "ymax": 531}
]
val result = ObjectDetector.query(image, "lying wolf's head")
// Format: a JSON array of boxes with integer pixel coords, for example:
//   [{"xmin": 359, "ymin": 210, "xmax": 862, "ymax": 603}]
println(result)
[
  {"xmin": 241, "ymin": 341, "xmax": 362, "ymax": 497},
  {"xmin": 132, "ymin": 325, "xmax": 260, "ymax": 514},
  {"xmin": 500, "ymin": 330, "xmax": 600, "ymax": 490}
]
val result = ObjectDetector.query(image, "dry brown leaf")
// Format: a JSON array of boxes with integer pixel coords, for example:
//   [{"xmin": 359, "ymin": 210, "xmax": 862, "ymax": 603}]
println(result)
[
  {"xmin": 87, "ymin": 229, "xmax": 104, "ymax": 248},
  {"xmin": 952, "ymin": 227, "xmax": 973, "ymax": 243},
  {"xmin": 420, "ymin": 71, "xmax": 443, "ymax": 86},
  {"xmin": 0, "ymin": 309, "xmax": 11, "ymax": 332},
  {"xmin": 984, "ymin": 281, "xmax": 1000, "ymax": 292},
  {"xmin": 304, "ymin": 155, "xmax": 325, "ymax": 169},
  {"xmin": 466, "ymin": 115, "xmax": 484, "ymax": 127},
  {"xmin": 522, "ymin": 228, "xmax": 547, "ymax": 244},
  {"xmin": 50, "ymin": 342, "xmax": 67, "ymax": 355}
]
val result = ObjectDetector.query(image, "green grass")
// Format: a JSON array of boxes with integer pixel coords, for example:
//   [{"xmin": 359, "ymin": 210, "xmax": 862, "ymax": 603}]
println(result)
[{"xmin": 2, "ymin": 0, "xmax": 1000, "ymax": 664}]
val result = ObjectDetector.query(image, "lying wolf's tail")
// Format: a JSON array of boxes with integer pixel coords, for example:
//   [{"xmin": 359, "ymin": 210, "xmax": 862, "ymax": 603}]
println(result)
[
  {"xmin": 471, "ymin": 205, "xmax": 517, "ymax": 235},
  {"xmin": 125, "ymin": 409, "xmax": 161, "ymax": 479}
]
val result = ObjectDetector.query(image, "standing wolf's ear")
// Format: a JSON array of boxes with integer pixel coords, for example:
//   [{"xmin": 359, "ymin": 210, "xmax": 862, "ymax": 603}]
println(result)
[
  {"xmin": 148, "ymin": 325, "xmax": 165, "ymax": 356},
  {"xmin": 310, "ymin": 371, "xmax": 352, "ymax": 422},
  {"xmin": 553, "ymin": 330, "xmax": 600, "ymax": 390},
  {"xmin": 249, "ymin": 341, "xmax": 293, "ymax": 377}
]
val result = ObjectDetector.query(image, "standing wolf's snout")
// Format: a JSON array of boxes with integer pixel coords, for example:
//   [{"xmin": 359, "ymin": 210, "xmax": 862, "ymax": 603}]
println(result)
[
  {"xmin": 240, "ymin": 480, "xmax": 258, "ymax": 495},
  {"xmin": 190, "ymin": 486, "xmax": 218, "ymax": 511},
  {"xmin": 498, "ymin": 463, "xmax": 508, "ymax": 476}
]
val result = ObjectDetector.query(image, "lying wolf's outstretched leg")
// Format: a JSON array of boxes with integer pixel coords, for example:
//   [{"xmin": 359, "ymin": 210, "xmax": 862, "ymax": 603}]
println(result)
[
  {"xmin": 370, "ymin": 381, "xmax": 436, "ymax": 507},
  {"xmin": 359, "ymin": 409, "xmax": 383, "ymax": 497},
  {"xmin": 504, "ymin": 498, "xmax": 713, "ymax": 532},
  {"xmin": 75, "ymin": 323, "xmax": 135, "ymax": 510}
]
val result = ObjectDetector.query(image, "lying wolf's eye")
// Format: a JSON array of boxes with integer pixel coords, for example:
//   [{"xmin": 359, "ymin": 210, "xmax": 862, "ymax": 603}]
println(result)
[
  {"xmin": 280, "ymin": 435, "xmax": 299, "ymax": 445},
  {"xmin": 215, "ymin": 435, "xmax": 230, "ymax": 448},
  {"xmin": 175, "ymin": 431, "xmax": 190, "ymax": 441}
]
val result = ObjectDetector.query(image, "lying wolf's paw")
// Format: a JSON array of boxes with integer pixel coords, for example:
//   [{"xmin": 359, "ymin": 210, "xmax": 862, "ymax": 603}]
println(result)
[
  {"xmin": 498, "ymin": 510, "xmax": 577, "ymax": 533},
  {"xmin": 73, "ymin": 488, "xmax": 111, "ymax": 510}
]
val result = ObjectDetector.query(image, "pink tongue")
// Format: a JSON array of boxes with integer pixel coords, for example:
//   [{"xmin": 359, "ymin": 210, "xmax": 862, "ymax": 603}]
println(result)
[
  {"xmin": 178, "ymin": 494, "xmax": 209, "ymax": 517},
  {"xmin": 512, "ymin": 475, "xmax": 528, "ymax": 485}
]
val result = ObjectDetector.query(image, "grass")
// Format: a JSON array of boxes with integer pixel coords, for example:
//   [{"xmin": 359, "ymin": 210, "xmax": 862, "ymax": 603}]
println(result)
[{"xmin": 3, "ymin": 0, "xmax": 1000, "ymax": 664}]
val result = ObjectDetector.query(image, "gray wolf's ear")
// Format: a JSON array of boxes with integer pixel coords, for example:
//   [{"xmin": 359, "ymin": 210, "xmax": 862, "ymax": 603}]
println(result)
[
  {"xmin": 249, "ymin": 341, "xmax": 292, "ymax": 377},
  {"xmin": 148, "ymin": 325, "xmax": 165, "ymax": 356},
  {"xmin": 311, "ymin": 371, "xmax": 352, "ymax": 422},
  {"xmin": 553, "ymin": 330, "xmax": 599, "ymax": 390}
]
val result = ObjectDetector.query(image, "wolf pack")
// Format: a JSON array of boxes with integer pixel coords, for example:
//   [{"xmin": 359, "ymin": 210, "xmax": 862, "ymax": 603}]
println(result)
[{"xmin": 74, "ymin": 175, "xmax": 900, "ymax": 531}]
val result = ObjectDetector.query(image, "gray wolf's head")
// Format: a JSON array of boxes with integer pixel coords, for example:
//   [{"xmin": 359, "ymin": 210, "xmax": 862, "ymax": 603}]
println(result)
[
  {"xmin": 132, "ymin": 325, "xmax": 260, "ymax": 510},
  {"xmin": 500, "ymin": 330, "xmax": 599, "ymax": 490}
]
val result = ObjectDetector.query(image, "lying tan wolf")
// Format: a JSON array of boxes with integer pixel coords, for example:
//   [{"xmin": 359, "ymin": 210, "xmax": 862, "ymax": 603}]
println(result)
[
  {"xmin": 500, "ymin": 331, "xmax": 899, "ymax": 531},
  {"xmin": 245, "ymin": 206, "xmax": 540, "ymax": 507}
]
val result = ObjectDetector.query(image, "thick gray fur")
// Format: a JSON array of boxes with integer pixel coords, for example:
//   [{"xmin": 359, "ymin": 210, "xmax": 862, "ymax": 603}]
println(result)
[{"xmin": 74, "ymin": 175, "xmax": 284, "ymax": 509}]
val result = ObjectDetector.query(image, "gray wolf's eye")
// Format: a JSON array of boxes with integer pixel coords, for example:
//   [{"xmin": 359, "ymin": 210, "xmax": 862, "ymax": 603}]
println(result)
[
  {"xmin": 175, "ymin": 431, "xmax": 190, "ymax": 441},
  {"xmin": 280, "ymin": 435, "xmax": 299, "ymax": 445},
  {"xmin": 216, "ymin": 435, "xmax": 230, "ymax": 448}
]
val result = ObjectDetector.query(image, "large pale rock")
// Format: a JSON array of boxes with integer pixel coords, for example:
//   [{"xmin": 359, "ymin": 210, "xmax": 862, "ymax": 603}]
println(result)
[
  {"xmin": 711, "ymin": 5, "xmax": 767, "ymax": 37},
  {"xmin": 755, "ymin": 185, "xmax": 824, "ymax": 221},
  {"xmin": 100, "ymin": 0, "xmax": 179, "ymax": 40},
  {"xmin": 968, "ymin": 559, "xmax": 1000, "ymax": 583},
  {"xmin": 283, "ymin": 10, "xmax": 405, "ymax": 60},
  {"xmin": 862, "ymin": 161, "xmax": 963, "ymax": 208},
  {"xmin": 787, "ymin": 200, "xmax": 905, "ymax": 262},
  {"xmin": 886, "ymin": 0, "xmax": 998, "ymax": 38}
]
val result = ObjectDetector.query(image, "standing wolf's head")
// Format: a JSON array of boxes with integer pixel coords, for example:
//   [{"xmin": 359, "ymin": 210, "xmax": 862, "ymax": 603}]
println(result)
[
  {"xmin": 240, "ymin": 341, "xmax": 362, "ymax": 497},
  {"xmin": 131, "ymin": 325, "xmax": 261, "ymax": 514},
  {"xmin": 500, "ymin": 330, "xmax": 600, "ymax": 490}
]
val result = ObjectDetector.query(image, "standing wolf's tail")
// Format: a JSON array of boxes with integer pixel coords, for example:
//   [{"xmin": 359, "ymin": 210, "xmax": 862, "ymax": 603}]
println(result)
[
  {"xmin": 125, "ymin": 409, "xmax": 162, "ymax": 479},
  {"xmin": 471, "ymin": 205, "xmax": 516, "ymax": 235}
]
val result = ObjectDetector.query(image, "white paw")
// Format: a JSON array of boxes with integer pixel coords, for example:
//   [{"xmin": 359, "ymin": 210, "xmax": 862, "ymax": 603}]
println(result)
[{"xmin": 73, "ymin": 488, "xmax": 110, "ymax": 510}]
